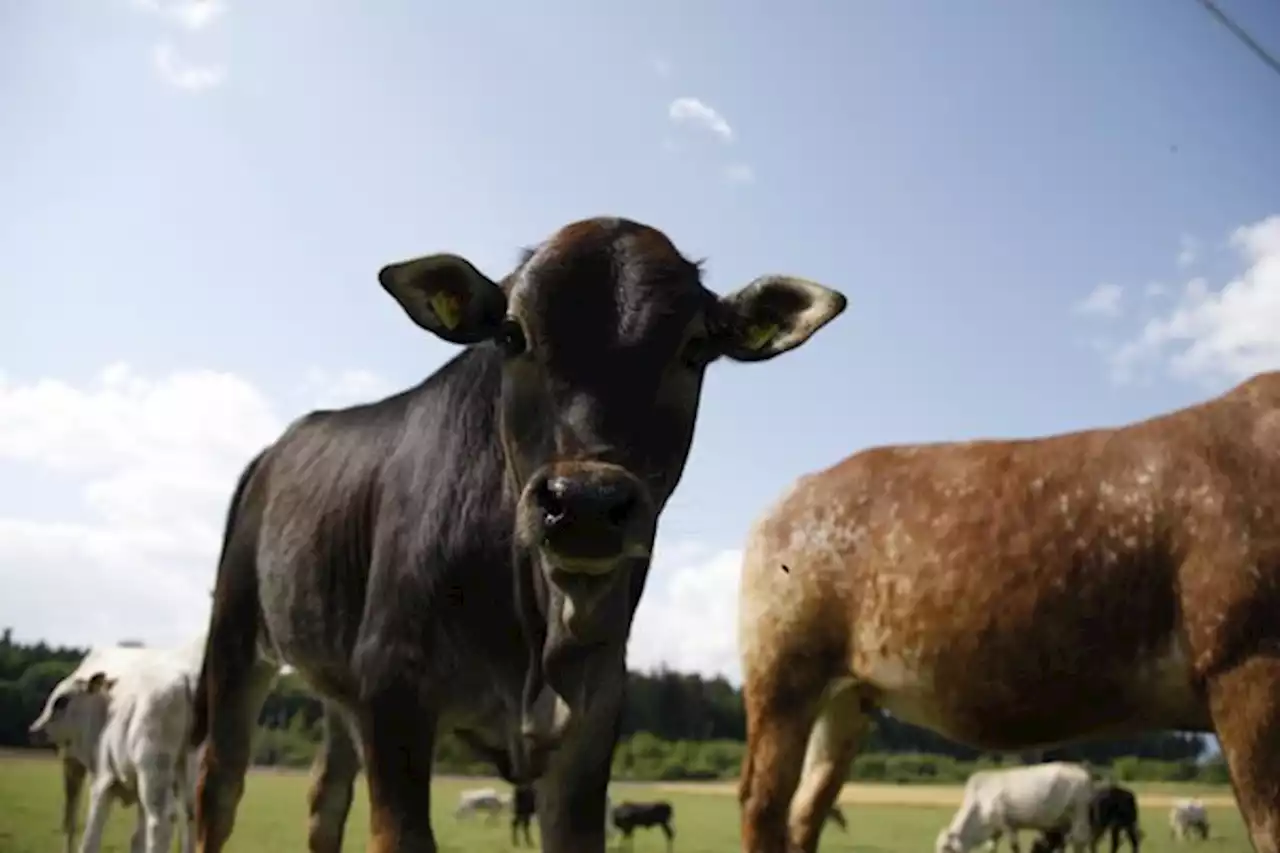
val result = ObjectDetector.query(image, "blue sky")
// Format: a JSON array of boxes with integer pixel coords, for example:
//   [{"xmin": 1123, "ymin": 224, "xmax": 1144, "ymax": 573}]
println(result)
[{"xmin": 2, "ymin": 1, "xmax": 1279, "ymax": 690}]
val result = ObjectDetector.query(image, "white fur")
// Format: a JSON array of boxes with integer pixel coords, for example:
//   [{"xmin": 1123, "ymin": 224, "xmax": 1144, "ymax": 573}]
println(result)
[
  {"xmin": 30, "ymin": 641, "xmax": 203, "ymax": 853},
  {"xmin": 935, "ymin": 763, "xmax": 1095, "ymax": 853}
]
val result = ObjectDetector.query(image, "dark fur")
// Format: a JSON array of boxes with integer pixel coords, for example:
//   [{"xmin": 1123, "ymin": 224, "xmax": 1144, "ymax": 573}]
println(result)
[
  {"xmin": 511, "ymin": 784, "xmax": 537, "ymax": 847},
  {"xmin": 1032, "ymin": 784, "xmax": 1143, "ymax": 853},
  {"xmin": 190, "ymin": 216, "xmax": 847, "ymax": 853},
  {"xmin": 612, "ymin": 801, "xmax": 675, "ymax": 850}
]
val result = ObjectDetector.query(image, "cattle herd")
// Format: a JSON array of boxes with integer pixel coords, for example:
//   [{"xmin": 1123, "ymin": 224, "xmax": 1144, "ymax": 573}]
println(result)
[{"xmin": 19, "ymin": 216, "xmax": 1280, "ymax": 853}]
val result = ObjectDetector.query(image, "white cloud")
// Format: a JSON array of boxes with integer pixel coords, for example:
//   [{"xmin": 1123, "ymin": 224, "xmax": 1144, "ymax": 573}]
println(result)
[
  {"xmin": 1073, "ymin": 282, "xmax": 1123, "ymax": 318},
  {"xmin": 0, "ymin": 364, "xmax": 383, "ymax": 648},
  {"xmin": 725, "ymin": 163, "xmax": 755, "ymax": 186},
  {"xmin": 628, "ymin": 543, "xmax": 743, "ymax": 683},
  {"xmin": 650, "ymin": 56, "xmax": 673, "ymax": 78},
  {"xmin": 0, "ymin": 363, "xmax": 742, "ymax": 683},
  {"xmin": 152, "ymin": 42, "xmax": 226, "ymax": 92},
  {"xmin": 1176, "ymin": 234, "xmax": 1198, "ymax": 269},
  {"xmin": 667, "ymin": 97, "xmax": 734, "ymax": 143},
  {"xmin": 1109, "ymin": 215, "xmax": 1280, "ymax": 385},
  {"xmin": 131, "ymin": 0, "xmax": 227, "ymax": 30}
]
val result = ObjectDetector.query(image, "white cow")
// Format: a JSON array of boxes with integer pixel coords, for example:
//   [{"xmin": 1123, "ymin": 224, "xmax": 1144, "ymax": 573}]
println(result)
[
  {"xmin": 455, "ymin": 787, "xmax": 507, "ymax": 823},
  {"xmin": 935, "ymin": 763, "xmax": 1095, "ymax": 853},
  {"xmin": 1169, "ymin": 798, "xmax": 1210, "ymax": 841},
  {"xmin": 29, "ymin": 640, "xmax": 204, "ymax": 853}
]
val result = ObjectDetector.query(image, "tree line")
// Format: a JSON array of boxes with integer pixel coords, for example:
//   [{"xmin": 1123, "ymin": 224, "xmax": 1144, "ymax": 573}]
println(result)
[{"xmin": 0, "ymin": 630, "xmax": 1227, "ymax": 784}]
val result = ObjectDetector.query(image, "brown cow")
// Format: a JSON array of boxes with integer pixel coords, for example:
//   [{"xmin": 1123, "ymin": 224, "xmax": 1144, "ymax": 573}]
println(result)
[{"xmin": 737, "ymin": 372, "xmax": 1280, "ymax": 853}]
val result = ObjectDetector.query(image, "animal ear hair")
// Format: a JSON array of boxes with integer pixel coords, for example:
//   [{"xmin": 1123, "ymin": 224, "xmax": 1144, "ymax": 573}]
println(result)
[
  {"xmin": 715, "ymin": 275, "xmax": 847, "ymax": 362},
  {"xmin": 86, "ymin": 672, "xmax": 109, "ymax": 693},
  {"xmin": 378, "ymin": 253, "xmax": 508, "ymax": 345}
]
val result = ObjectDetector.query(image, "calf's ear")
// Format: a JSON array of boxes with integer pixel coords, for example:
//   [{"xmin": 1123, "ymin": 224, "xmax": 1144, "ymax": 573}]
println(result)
[
  {"xmin": 715, "ymin": 275, "xmax": 847, "ymax": 362},
  {"xmin": 86, "ymin": 672, "xmax": 109, "ymax": 693},
  {"xmin": 378, "ymin": 253, "xmax": 507, "ymax": 345}
]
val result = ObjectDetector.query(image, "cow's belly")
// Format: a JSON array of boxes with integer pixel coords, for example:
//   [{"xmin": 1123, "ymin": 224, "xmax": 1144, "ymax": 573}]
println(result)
[{"xmin": 853, "ymin": 621, "xmax": 1209, "ymax": 749}]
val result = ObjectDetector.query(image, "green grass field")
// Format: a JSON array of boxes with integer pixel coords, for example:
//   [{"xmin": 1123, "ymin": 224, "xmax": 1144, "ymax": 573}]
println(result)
[{"xmin": 0, "ymin": 752, "xmax": 1249, "ymax": 852}]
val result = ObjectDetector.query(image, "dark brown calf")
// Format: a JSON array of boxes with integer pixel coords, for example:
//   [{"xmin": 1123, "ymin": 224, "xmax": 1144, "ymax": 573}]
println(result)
[
  {"xmin": 737, "ymin": 373, "xmax": 1280, "ymax": 853},
  {"xmin": 190, "ymin": 216, "xmax": 846, "ymax": 853}
]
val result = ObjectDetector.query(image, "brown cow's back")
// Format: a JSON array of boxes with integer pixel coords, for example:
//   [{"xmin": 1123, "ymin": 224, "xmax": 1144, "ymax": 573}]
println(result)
[{"xmin": 739, "ymin": 371, "xmax": 1280, "ymax": 751}]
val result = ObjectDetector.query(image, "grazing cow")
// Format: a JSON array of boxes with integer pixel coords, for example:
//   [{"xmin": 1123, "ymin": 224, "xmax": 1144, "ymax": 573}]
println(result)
[
  {"xmin": 612, "ymin": 801, "xmax": 675, "ymax": 851},
  {"xmin": 454, "ymin": 787, "xmax": 506, "ymax": 823},
  {"xmin": 928, "ymin": 763, "xmax": 1094, "ymax": 853},
  {"xmin": 190, "ymin": 216, "xmax": 847, "ymax": 853},
  {"xmin": 30, "ymin": 642, "xmax": 204, "ymax": 853},
  {"xmin": 737, "ymin": 372, "xmax": 1280, "ymax": 853},
  {"xmin": 1030, "ymin": 783, "xmax": 1143, "ymax": 853},
  {"xmin": 1169, "ymin": 799, "xmax": 1209, "ymax": 841}
]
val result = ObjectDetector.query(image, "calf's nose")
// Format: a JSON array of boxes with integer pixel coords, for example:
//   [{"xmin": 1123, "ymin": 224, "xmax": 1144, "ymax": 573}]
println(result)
[{"xmin": 533, "ymin": 470, "xmax": 642, "ymax": 564}]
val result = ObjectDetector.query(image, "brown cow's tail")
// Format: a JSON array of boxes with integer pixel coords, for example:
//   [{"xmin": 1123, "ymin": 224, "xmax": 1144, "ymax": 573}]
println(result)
[{"xmin": 190, "ymin": 448, "xmax": 268, "ymax": 749}]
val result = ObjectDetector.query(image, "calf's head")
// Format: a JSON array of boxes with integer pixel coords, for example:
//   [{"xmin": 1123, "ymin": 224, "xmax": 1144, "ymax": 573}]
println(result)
[
  {"xmin": 28, "ymin": 671, "xmax": 115, "ymax": 751},
  {"xmin": 378, "ymin": 217, "xmax": 845, "ymax": 758}
]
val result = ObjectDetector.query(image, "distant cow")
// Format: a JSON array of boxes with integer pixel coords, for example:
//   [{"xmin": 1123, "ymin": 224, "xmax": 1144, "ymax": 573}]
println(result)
[
  {"xmin": 930, "ymin": 763, "xmax": 1094, "ymax": 853},
  {"xmin": 613, "ymin": 801, "xmax": 675, "ymax": 851},
  {"xmin": 1031, "ymin": 783, "xmax": 1142, "ymax": 853},
  {"xmin": 454, "ymin": 787, "xmax": 506, "ymax": 823},
  {"xmin": 1169, "ymin": 799, "xmax": 1209, "ymax": 841},
  {"xmin": 190, "ymin": 216, "xmax": 846, "ymax": 853},
  {"xmin": 738, "ymin": 372, "xmax": 1280, "ymax": 853},
  {"xmin": 29, "ymin": 640, "xmax": 204, "ymax": 853}
]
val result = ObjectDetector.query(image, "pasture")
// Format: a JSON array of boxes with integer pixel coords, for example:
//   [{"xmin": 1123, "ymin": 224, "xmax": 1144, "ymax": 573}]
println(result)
[{"xmin": 0, "ymin": 752, "xmax": 1248, "ymax": 852}]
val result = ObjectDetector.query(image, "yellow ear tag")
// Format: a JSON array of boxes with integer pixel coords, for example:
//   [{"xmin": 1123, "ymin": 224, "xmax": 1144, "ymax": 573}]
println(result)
[
  {"xmin": 743, "ymin": 322, "xmax": 779, "ymax": 351},
  {"xmin": 429, "ymin": 292, "xmax": 464, "ymax": 331}
]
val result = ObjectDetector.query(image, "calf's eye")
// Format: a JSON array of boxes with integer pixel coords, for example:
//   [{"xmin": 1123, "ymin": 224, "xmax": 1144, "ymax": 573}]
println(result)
[{"xmin": 497, "ymin": 318, "xmax": 528, "ymax": 359}]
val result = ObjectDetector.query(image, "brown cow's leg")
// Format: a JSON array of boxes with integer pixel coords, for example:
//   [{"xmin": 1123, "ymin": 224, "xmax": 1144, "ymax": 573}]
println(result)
[
  {"xmin": 196, "ymin": 659, "xmax": 277, "ymax": 853},
  {"xmin": 1207, "ymin": 655, "xmax": 1280, "ymax": 853},
  {"xmin": 740, "ymin": 674, "xmax": 825, "ymax": 853},
  {"xmin": 308, "ymin": 703, "xmax": 361, "ymax": 853},
  {"xmin": 361, "ymin": 688, "xmax": 439, "ymax": 853},
  {"xmin": 787, "ymin": 683, "xmax": 867, "ymax": 853}
]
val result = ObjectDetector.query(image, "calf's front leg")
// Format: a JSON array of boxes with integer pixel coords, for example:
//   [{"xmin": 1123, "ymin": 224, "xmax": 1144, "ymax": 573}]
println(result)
[
  {"xmin": 536, "ymin": 696, "xmax": 623, "ymax": 853},
  {"xmin": 359, "ymin": 684, "xmax": 440, "ymax": 853}
]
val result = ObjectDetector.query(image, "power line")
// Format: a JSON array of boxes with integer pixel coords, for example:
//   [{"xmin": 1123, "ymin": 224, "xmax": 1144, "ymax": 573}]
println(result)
[{"xmin": 1192, "ymin": 0, "xmax": 1280, "ymax": 80}]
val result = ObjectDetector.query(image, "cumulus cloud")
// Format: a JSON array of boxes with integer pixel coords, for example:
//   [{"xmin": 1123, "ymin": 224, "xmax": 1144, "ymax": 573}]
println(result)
[
  {"xmin": 628, "ymin": 543, "xmax": 744, "ymax": 682},
  {"xmin": 0, "ymin": 364, "xmax": 741, "ymax": 681},
  {"xmin": 0, "ymin": 364, "xmax": 383, "ymax": 648},
  {"xmin": 131, "ymin": 0, "xmax": 227, "ymax": 30},
  {"xmin": 1109, "ymin": 215, "xmax": 1280, "ymax": 385},
  {"xmin": 668, "ymin": 97, "xmax": 734, "ymax": 143},
  {"xmin": 152, "ymin": 42, "xmax": 226, "ymax": 92},
  {"xmin": 1074, "ymin": 283, "xmax": 1124, "ymax": 318}
]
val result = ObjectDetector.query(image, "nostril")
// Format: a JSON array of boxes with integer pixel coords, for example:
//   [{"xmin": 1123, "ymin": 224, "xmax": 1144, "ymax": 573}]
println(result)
[{"xmin": 606, "ymin": 492, "xmax": 637, "ymax": 528}]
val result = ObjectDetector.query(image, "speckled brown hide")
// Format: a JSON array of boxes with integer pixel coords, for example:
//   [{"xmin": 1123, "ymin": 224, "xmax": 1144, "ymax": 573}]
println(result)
[{"xmin": 738, "ymin": 373, "xmax": 1280, "ymax": 853}]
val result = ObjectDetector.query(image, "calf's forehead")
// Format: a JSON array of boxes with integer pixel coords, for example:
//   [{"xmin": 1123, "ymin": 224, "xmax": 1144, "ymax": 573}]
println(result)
[{"xmin": 508, "ymin": 218, "xmax": 710, "ymax": 347}]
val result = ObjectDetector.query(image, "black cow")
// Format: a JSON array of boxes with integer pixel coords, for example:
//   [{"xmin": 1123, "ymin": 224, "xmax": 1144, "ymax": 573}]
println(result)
[
  {"xmin": 189, "ymin": 216, "xmax": 846, "ymax": 853},
  {"xmin": 511, "ymin": 784, "xmax": 537, "ymax": 847},
  {"xmin": 612, "ymin": 801, "xmax": 675, "ymax": 851},
  {"xmin": 1031, "ymin": 783, "xmax": 1143, "ymax": 853}
]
